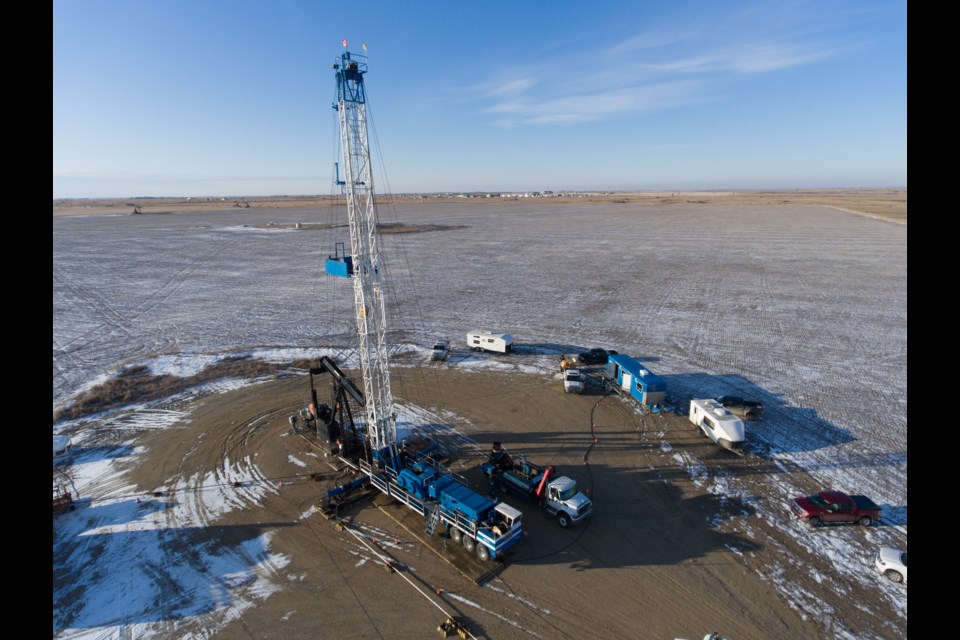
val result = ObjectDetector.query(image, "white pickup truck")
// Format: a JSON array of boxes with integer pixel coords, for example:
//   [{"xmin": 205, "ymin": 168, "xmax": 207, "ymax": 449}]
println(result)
[{"xmin": 563, "ymin": 368, "xmax": 584, "ymax": 393}]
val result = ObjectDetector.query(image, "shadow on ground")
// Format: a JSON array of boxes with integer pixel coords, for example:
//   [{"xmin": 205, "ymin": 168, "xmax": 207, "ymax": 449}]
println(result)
[
  {"xmin": 661, "ymin": 373, "xmax": 856, "ymax": 454},
  {"xmin": 53, "ymin": 497, "xmax": 295, "ymax": 633}
]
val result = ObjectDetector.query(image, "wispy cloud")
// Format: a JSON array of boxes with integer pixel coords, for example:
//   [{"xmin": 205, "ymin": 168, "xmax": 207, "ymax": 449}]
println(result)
[
  {"xmin": 473, "ymin": 5, "xmax": 852, "ymax": 127},
  {"xmin": 637, "ymin": 43, "xmax": 838, "ymax": 75},
  {"xmin": 608, "ymin": 29, "xmax": 700, "ymax": 56},
  {"xmin": 485, "ymin": 78, "xmax": 538, "ymax": 97},
  {"xmin": 488, "ymin": 80, "xmax": 707, "ymax": 127}
]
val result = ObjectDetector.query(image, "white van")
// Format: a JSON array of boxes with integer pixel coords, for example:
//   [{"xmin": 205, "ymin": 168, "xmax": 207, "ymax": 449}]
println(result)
[{"xmin": 467, "ymin": 330, "xmax": 513, "ymax": 353}]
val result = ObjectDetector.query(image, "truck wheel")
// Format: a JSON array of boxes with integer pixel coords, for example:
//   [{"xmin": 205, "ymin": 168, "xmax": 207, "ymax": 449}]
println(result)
[
  {"xmin": 462, "ymin": 536, "xmax": 476, "ymax": 552},
  {"xmin": 449, "ymin": 527, "xmax": 462, "ymax": 543},
  {"xmin": 857, "ymin": 516, "xmax": 873, "ymax": 526},
  {"xmin": 745, "ymin": 411, "xmax": 756, "ymax": 420},
  {"xmin": 557, "ymin": 512, "xmax": 571, "ymax": 528},
  {"xmin": 475, "ymin": 544, "xmax": 490, "ymax": 562},
  {"xmin": 884, "ymin": 569, "xmax": 903, "ymax": 583},
  {"xmin": 809, "ymin": 516, "xmax": 822, "ymax": 528}
]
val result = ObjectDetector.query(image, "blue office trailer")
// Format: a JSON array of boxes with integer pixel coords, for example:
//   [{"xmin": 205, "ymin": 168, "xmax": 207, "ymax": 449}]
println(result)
[{"xmin": 604, "ymin": 353, "xmax": 667, "ymax": 406}]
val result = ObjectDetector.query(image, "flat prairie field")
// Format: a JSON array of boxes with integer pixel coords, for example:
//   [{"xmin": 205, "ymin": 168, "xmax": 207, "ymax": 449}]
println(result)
[{"xmin": 53, "ymin": 190, "xmax": 907, "ymax": 640}]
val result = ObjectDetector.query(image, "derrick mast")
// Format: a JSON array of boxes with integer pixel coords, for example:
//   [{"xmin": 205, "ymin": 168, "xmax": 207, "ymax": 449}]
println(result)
[
  {"xmin": 327, "ymin": 50, "xmax": 398, "ymax": 464},
  {"xmin": 318, "ymin": 47, "xmax": 526, "ymax": 572}
]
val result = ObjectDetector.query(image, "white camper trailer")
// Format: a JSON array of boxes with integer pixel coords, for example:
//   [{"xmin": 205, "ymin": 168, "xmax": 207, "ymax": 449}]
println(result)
[
  {"xmin": 467, "ymin": 330, "xmax": 513, "ymax": 354},
  {"xmin": 689, "ymin": 398, "xmax": 745, "ymax": 453}
]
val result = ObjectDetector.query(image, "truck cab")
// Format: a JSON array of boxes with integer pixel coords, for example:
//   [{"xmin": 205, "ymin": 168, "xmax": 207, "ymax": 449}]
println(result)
[
  {"xmin": 490, "ymin": 502, "xmax": 522, "ymax": 535},
  {"xmin": 544, "ymin": 476, "xmax": 593, "ymax": 528}
]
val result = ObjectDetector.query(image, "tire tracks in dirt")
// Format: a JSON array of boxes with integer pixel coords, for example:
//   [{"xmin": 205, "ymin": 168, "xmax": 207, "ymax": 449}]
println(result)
[{"xmin": 53, "ymin": 231, "xmax": 240, "ymax": 371}]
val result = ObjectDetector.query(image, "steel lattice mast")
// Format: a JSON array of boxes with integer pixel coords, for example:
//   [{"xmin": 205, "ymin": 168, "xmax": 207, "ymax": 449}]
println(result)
[{"xmin": 331, "ymin": 50, "xmax": 398, "ymax": 463}]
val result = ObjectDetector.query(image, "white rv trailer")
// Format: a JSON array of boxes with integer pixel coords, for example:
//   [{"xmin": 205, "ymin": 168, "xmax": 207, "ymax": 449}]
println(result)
[
  {"xmin": 467, "ymin": 330, "xmax": 513, "ymax": 353},
  {"xmin": 689, "ymin": 398, "xmax": 745, "ymax": 453}
]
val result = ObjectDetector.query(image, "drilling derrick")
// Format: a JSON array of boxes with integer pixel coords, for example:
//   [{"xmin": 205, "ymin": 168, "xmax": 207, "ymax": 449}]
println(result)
[
  {"xmin": 326, "ymin": 50, "xmax": 398, "ymax": 466},
  {"xmin": 318, "ymin": 48, "xmax": 526, "ymax": 568}
]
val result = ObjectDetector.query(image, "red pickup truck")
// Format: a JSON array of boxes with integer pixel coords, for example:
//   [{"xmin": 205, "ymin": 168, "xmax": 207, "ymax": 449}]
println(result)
[{"xmin": 790, "ymin": 490, "xmax": 881, "ymax": 527}]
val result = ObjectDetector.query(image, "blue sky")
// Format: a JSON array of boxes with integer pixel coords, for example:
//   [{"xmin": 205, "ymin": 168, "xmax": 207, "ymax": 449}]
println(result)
[{"xmin": 53, "ymin": 1, "xmax": 906, "ymax": 198}]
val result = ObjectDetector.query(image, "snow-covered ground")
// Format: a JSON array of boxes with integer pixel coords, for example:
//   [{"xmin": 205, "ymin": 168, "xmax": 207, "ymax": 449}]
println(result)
[
  {"xmin": 53, "ymin": 202, "xmax": 906, "ymax": 637},
  {"xmin": 52, "ymin": 393, "xmax": 289, "ymax": 638}
]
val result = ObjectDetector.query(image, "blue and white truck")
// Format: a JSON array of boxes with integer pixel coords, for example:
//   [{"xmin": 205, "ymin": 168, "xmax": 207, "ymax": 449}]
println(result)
[
  {"xmin": 481, "ymin": 443, "xmax": 592, "ymax": 528},
  {"xmin": 357, "ymin": 455, "xmax": 524, "ymax": 562}
]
